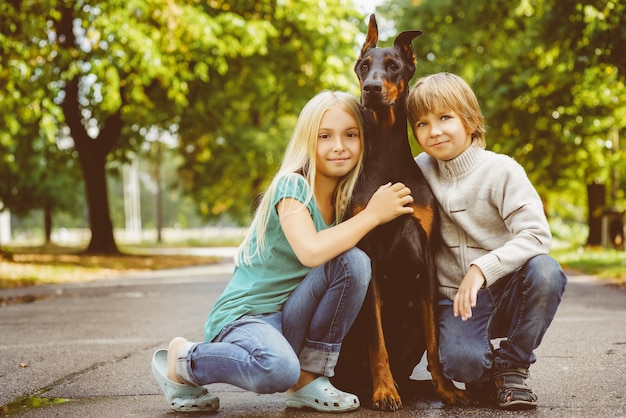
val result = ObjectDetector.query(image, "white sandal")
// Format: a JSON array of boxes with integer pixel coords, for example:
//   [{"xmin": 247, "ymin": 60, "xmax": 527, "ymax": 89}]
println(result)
[
  {"xmin": 151, "ymin": 349, "xmax": 219, "ymax": 412},
  {"xmin": 285, "ymin": 376, "xmax": 360, "ymax": 412}
]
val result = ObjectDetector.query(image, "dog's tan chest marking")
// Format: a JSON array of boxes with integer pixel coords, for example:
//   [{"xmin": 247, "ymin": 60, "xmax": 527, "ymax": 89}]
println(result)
[{"xmin": 412, "ymin": 203, "xmax": 434, "ymax": 239}]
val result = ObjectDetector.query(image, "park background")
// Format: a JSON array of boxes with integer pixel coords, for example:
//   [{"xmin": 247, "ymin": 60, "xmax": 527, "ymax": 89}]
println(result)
[{"xmin": 1, "ymin": 0, "xmax": 624, "ymax": 287}]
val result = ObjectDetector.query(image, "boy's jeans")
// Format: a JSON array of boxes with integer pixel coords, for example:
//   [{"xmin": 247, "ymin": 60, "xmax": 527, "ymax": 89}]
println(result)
[
  {"xmin": 177, "ymin": 247, "xmax": 371, "ymax": 393},
  {"xmin": 438, "ymin": 255, "xmax": 567, "ymax": 383}
]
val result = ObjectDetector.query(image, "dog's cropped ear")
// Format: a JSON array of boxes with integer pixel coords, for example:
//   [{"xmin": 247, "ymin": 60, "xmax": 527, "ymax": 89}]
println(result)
[
  {"xmin": 359, "ymin": 14, "xmax": 379, "ymax": 58},
  {"xmin": 394, "ymin": 30, "xmax": 422, "ymax": 71}
]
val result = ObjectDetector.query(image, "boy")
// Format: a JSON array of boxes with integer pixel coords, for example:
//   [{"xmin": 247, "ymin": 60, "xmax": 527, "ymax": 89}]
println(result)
[{"xmin": 406, "ymin": 72, "xmax": 567, "ymax": 410}]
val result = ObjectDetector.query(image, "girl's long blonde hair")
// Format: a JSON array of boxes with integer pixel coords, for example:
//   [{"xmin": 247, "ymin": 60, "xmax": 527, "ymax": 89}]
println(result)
[
  {"xmin": 236, "ymin": 91, "xmax": 365, "ymax": 266},
  {"xmin": 407, "ymin": 72, "xmax": 486, "ymax": 148}
]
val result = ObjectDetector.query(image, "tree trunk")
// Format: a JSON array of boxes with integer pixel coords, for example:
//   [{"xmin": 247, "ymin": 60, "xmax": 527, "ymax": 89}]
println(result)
[
  {"xmin": 44, "ymin": 204, "xmax": 52, "ymax": 244},
  {"xmin": 62, "ymin": 77, "xmax": 122, "ymax": 254},
  {"xmin": 586, "ymin": 183, "xmax": 605, "ymax": 246},
  {"xmin": 57, "ymin": 5, "xmax": 122, "ymax": 254},
  {"xmin": 79, "ymin": 150, "xmax": 119, "ymax": 254}
]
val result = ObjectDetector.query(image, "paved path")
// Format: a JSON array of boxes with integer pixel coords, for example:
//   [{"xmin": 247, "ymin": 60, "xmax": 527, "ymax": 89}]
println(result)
[{"xmin": 0, "ymin": 260, "xmax": 625, "ymax": 417}]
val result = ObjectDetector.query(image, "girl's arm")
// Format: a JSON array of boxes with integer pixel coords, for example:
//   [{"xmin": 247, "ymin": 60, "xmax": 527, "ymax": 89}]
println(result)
[{"xmin": 278, "ymin": 182, "xmax": 414, "ymax": 267}]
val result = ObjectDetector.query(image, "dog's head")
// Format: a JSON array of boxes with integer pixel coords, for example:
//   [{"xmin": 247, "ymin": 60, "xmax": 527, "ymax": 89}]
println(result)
[{"xmin": 354, "ymin": 14, "xmax": 422, "ymax": 114}]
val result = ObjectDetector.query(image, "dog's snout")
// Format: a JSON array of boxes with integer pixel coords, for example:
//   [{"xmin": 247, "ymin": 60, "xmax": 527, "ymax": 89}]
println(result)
[{"xmin": 363, "ymin": 80, "xmax": 383, "ymax": 95}]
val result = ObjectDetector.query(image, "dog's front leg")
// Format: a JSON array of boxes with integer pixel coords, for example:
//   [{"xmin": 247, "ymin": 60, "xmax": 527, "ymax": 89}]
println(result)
[{"xmin": 367, "ymin": 265, "xmax": 403, "ymax": 411}]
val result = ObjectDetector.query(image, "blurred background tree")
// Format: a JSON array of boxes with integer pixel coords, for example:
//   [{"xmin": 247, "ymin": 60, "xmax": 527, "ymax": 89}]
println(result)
[
  {"xmin": 0, "ymin": 0, "xmax": 363, "ymax": 253},
  {"xmin": 379, "ymin": 0, "xmax": 625, "ymax": 246},
  {"xmin": 175, "ymin": 1, "xmax": 363, "ymax": 224},
  {"xmin": 1, "ymin": 0, "xmax": 624, "ymax": 253}
]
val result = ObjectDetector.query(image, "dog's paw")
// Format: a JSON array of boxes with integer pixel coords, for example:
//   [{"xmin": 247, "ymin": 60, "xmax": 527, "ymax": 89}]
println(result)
[
  {"xmin": 372, "ymin": 388, "xmax": 403, "ymax": 411},
  {"xmin": 434, "ymin": 379, "xmax": 473, "ymax": 406}
]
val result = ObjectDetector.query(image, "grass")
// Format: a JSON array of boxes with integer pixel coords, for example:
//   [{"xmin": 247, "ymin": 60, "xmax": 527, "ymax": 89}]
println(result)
[
  {"xmin": 0, "ymin": 243, "xmax": 225, "ymax": 289},
  {"xmin": 551, "ymin": 246, "xmax": 626, "ymax": 285},
  {"xmin": 1, "ymin": 241, "xmax": 624, "ymax": 290}
]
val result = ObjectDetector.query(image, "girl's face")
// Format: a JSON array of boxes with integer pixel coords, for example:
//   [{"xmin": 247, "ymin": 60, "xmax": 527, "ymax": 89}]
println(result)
[
  {"xmin": 413, "ymin": 109, "xmax": 472, "ymax": 161},
  {"xmin": 315, "ymin": 106, "xmax": 361, "ymax": 182}
]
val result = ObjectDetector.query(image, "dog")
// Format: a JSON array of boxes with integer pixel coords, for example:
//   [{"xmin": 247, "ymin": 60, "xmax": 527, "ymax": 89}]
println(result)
[{"xmin": 332, "ymin": 15, "xmax": 471, "ymax": 411}]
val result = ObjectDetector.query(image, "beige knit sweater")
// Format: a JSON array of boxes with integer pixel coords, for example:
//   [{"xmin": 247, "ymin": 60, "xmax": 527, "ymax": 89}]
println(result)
[{"xmin": 415, "ymin": 144, "xmax": 552, "ymax": 300}]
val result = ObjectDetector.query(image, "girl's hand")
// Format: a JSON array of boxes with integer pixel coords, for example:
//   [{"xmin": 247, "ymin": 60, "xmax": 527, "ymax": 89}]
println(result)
[
  {"xmin": 278, "ymin": 182, "xmax": 413, "ymax": 268},
  {"xmin": 454, "ymin": 265, "xmax": 486, "ymax": 321},
  {"xmin": 364, "ymin": 182, "xmax": 414, "ymax": 224}
]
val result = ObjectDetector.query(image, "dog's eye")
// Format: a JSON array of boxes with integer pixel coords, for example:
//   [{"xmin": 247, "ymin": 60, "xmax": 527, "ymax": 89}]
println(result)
[
  {"xmin": 388, "ymin": 62, "xmax": 399, "ymax": 71},
  {"xmin": 360, "ymin": 63, "xmax": 369, "ymax": 72}
]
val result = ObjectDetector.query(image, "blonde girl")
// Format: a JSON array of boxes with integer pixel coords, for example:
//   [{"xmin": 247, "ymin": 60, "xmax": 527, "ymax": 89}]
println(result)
[{"xmin": 152, "ymin": 91, "xmax": 414, "ymax": 413}]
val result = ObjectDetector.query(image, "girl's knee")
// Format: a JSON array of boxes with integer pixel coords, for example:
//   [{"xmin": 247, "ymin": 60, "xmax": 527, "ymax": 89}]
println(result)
[
  {"xmin": 340, "ymin": 247, "xmax": 371, "ymax": 287},
  {"xmin": 255, "ymin": 353, "xmax": 301, "ymax": 393}
]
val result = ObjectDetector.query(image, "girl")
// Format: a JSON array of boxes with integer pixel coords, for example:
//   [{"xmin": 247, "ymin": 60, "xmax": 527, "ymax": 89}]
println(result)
[
  {"xmin": 406, "ymin": 73, "xmax": 567, "ymax": 410},
  {"xmin": 151, "ymin": 91, "xmax": 414, "ymax": 413}
]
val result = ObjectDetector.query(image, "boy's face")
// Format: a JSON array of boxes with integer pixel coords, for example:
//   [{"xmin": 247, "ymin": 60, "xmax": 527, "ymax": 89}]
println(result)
[{"xmin": 412, "ymin": 109, "xmax": 473, "ymax": 161}]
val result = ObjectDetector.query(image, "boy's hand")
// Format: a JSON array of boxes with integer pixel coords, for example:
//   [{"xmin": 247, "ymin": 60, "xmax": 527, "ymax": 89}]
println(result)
[{"xmin": 453, "ymin": 265, "xmax": 486, "ymax": 321}]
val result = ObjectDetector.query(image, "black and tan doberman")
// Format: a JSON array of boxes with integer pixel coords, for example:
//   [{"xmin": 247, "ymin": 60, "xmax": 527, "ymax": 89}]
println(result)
[{"xmin": 332, "ymin": 15, "xmax": 471, "ymax": 411}]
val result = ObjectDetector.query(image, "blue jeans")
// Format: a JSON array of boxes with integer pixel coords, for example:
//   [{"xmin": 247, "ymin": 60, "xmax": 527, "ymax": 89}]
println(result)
[
  {"xmin": 438, "ymin": 255, "xmax": 567, "ymax": 383},
  {"xmin": 176, "ymin": 247, "xmax": 371, "ymax": 393}
]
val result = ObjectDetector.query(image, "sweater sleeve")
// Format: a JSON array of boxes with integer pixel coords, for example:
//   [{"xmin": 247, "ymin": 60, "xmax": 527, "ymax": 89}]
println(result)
[{"xmin": 471, "ymin": 158, "xmax": 552, "ymax": 286}]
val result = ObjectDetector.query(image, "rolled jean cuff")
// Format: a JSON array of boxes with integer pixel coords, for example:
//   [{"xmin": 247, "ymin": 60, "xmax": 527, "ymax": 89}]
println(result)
[
  {"xmin": 299, "ymin": 340, "xmax": 341, "ymax": 377},
  {"xmin": 175, "ymin": 341, "xmax": 202, "ymax": 386}
]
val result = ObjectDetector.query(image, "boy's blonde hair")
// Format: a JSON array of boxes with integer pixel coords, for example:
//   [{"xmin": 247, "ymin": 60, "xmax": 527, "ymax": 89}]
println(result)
[
  {"xmin": 407, "ymin": 72, "xmax": 486, "ymax": 148},
  {"xmin": 237, "ymin": 91, "xmax": 365, "ymax": 265}
]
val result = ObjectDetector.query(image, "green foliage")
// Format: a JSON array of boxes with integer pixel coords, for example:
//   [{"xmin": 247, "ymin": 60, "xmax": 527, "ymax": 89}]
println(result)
[
  {"xmin": 1, "ymin": 0, "xmax": 365, "ymax": 236},
  {"xmin": 0, "ymin": 3, "xmax": 83, "ymax": 218},
  {"xmin": 177, "ymin": 1, "xmax": 364, "ymax": 224},
  {"xmin": 381, "ymin": 0, "xmax": 626, "ymax": 224}
]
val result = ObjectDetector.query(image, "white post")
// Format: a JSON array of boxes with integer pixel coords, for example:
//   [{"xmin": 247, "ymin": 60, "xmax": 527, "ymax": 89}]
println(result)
[
  {"xmin": 123, "ymin": 159, "xmax": 142, "ymax": 243},
  {"xmin": 0, "ymin": 208, "xmax": 11, "ymax": 245}
]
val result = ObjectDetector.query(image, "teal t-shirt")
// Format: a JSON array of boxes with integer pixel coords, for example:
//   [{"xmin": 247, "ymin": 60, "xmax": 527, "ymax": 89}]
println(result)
[{"xmin": 204, "ymin": 173, "xmax": 332, "ymax": 342}]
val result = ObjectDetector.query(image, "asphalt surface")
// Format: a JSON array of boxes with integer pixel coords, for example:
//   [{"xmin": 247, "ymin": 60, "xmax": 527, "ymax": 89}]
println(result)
[{"xmin": 1, "ymin": 254, "xmax": 625, "ymax": 417}]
